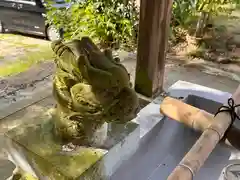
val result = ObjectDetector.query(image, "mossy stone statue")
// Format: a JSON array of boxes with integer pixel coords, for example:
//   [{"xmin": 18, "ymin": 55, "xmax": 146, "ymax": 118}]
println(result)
[
  {"xmin": 51, "ymin": 37, "xmax": 139, "ymax": 145},
  {"xmin": 5, "ymin": 37, "xmax": 139, "ymax": 180}
]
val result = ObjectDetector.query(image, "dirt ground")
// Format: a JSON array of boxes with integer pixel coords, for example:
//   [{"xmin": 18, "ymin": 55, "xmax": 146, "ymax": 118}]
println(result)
[{"xmin": 169, "ymin": 8, "xmax": 240, "ymax": 83}]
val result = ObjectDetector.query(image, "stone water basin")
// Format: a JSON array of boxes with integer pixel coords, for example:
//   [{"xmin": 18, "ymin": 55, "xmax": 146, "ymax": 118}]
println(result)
[{"xmin": 112, "ymin": 82, "xmax": 240, "ymax": 180}]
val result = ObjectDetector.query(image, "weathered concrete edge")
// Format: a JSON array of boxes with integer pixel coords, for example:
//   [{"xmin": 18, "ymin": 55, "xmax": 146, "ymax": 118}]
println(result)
[
  {"xmin": 102, "ymin": 124, "xmax": 140, "ymax": 178},
  {"xmin": 132, "ymin": 80, "xmax": 232, "ymax": 143},
  {"xmin": 0, "ymin": 84, "xmax": 52, "ymax": 120}
]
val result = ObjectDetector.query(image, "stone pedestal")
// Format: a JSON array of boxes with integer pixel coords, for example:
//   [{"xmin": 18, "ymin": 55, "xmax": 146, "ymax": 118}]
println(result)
[{"xmin": 4, "ymin": 111, "xmax": 140, "ymax": 180}]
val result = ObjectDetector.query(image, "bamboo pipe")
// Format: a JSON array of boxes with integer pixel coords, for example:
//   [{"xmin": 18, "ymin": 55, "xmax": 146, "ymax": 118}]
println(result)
[
  {"xmin": 160, "ymin": 97, "xmax": 213, "ymax": 132},
  {"xmin": 160, "ymin": 97, "xmax": 240, "ymax": 150},
  {"xmin": 162, "ymin": 85, "xmax": 240, "ymax": 180}
]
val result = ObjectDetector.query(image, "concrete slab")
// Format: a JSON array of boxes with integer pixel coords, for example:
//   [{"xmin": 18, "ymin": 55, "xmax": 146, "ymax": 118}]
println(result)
[
  {"xmin": 0, "ymin": 96, "xmax": 55, "ymax": 179},
  {"xmin": 0, "ymin": 61, "xmax": 54, "ymax": 110},
  {"xmin": 4, "ymin": 119, "xmax": 140, "ymax": 180},
  {"xmin": 1, "ymin": 91, "xmax": 140, "ymax": 180},
  {"xmin": 0, "ymin": 86, "xmax": 52, "ymax": 120}
]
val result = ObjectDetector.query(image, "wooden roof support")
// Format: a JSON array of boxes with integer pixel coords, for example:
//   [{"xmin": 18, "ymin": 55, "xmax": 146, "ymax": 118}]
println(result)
[{"xmin": 134, "ymin": 0, "xmax": 173, "ymax": 97}]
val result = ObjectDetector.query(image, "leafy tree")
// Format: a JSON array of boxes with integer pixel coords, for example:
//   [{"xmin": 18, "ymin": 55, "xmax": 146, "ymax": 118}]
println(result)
[
  {"xmin": 171, "ymin": 0, "xmax": 239, "ymax": 38},
  {"xmin": 46, "ymin": 0, "xmax": 139, "ymax": 50}
]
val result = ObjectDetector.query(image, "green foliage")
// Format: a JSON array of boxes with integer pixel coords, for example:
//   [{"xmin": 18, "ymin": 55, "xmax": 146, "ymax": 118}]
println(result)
[
  {"xmin": 195, "ymin": 0, "xmax": 230, "ymax": 13},
  {"xmin": 172, "ymin": 0, "xmax": 196, "ymax": 27},
  {"xmin": 46, "ymin": 0, "xmax": 139, "ymax": 50},
  {"xmin": 46, "ymin": 0, "xmax": 240, "ymax": 50},
  {"xmin": 170, "ymin": 0, "xmax": 240, "ymax": 41},
  {"xmin": 172, "ymin": 0, "xmax": 238, "ymax": 28}
]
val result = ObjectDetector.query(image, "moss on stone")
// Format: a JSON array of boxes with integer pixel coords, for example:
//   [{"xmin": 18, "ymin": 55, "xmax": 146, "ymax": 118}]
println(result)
[
  {"xmin": 12, "ymin": 172, "xmax": 38, "ymax": 180},
  {"xmin": 135, "ymin": 68, "xmax": 153, "ymax": 97},
  {"xmin": 6, "ymin": 116, "xmax": 107, "ymax": 180}
]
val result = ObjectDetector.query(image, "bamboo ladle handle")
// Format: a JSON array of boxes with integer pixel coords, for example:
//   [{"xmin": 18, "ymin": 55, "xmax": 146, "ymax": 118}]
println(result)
[{"xmin": 160, "ymin": 96, "xmax": 240, "ymax": 150}]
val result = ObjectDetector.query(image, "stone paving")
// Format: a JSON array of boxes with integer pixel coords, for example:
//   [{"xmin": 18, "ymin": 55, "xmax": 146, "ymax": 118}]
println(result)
[{"xmin": 1, "ymin": 52, "xmax": 239, "ymax": 109}]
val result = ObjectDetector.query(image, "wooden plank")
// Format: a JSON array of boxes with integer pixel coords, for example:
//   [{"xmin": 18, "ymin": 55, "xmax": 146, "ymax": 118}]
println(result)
[
  {"xmin": 167, "ymin": 85, "xmax": 240, "ymax": 180},
  {"xmin": 0, "ymin": 62, "xmax": 54, "ymax": 97},
  {"xmin": 0, "ymin": 86, "xmax": 52, "ymax": 120},
  {"xmin": 134, "ymin": 0, "xmax": 173, "ymax": 97}
]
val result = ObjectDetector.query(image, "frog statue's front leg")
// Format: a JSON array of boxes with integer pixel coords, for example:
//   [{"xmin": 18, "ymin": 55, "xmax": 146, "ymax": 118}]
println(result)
[
  {"xmin": 53, "ymin": 68, "xmax": 78, "ymax": 110},
  {"xmin": 52, "ymin": 70, "xmax": 92, "ymax": 142},
  {"xmin": 75, "ymin": 39, "xmax": 139, "ymax": 123}
]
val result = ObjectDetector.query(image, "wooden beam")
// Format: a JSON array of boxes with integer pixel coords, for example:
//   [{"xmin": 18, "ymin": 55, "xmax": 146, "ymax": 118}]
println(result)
[{"xmin": 134, "ymin": 0, "xmax": 173, "ymax": 97}]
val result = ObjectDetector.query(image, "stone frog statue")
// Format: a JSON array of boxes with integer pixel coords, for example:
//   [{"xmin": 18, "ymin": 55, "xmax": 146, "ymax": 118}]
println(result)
[{"xmin": 51, "ymin": 37, "xmax": 139, "ymax": 146}]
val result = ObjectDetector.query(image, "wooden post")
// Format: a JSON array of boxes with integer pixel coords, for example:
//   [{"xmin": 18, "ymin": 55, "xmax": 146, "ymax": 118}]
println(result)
[{"xmin": 134, "ymin": 0, "xmax": 173, "ymax": 97}]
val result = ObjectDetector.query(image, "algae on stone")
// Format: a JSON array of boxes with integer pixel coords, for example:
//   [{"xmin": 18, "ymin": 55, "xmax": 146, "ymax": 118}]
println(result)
[{"xmin": 5, "ymin": 115, "xmax": 107, "ymax": 180}]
